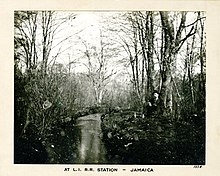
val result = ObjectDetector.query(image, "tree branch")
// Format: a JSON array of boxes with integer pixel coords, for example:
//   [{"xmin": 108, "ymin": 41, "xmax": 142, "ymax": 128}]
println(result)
[{"xmin": 176, "ymin": 26, "xmax": 195, "ymax": 53}]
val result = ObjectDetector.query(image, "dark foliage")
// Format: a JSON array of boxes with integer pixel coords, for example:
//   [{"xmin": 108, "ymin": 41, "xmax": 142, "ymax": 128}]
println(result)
[
  {"xmin": 14, "ymin": 65, "xmax": 79, "ymax": 164},
  {"xmin": 14, "ymin": 124, "xmax": 48, "ymax": 164},
  {"xmin": 101, "ymin": 111, "xmax": 205, "ymax": 164}
]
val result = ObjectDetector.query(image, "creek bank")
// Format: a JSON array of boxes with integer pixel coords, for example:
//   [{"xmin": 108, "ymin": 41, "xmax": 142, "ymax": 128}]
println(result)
[{"xmin": 101, "ymin": 111, "xmax": 205, "ymax": 164}]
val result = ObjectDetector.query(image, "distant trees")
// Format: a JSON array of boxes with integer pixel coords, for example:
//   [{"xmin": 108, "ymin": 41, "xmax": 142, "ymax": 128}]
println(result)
[{"xmin": 79, "ymin": 35, "xmax": 117, "ymax": 106}]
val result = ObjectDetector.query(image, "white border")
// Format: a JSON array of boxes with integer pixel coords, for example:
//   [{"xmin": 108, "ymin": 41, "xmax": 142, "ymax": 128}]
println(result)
[{"xmin": 1, "ymin": 0, "xmax": 220, "ymax": 176}]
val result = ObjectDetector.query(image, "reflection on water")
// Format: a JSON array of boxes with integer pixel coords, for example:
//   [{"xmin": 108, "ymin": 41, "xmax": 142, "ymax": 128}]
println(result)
[{"xmin": 74, "ymin": 114, "xmax": 106, "ymax": 164}]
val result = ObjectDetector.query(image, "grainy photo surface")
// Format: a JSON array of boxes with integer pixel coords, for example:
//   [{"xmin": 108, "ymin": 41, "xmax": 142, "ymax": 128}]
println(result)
[{"xmin": 14, "ymin": 11, "xmax": 206, "ymax": 165}]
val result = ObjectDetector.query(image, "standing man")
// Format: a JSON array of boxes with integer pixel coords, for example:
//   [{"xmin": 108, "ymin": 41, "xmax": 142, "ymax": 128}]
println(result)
[{"xmin": 145, "ymin": 90, "xmax": 160, "ymax": 116}]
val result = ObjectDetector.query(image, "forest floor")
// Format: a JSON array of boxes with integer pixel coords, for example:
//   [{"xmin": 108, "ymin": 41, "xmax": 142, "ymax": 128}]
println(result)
[{"xmin": 101, "ymin": 111, "xmax": 205, "ymax": 165}]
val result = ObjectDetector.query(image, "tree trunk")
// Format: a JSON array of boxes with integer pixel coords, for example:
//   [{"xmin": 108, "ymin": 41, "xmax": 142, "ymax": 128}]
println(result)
[{"xmin": 159, "ymin": 12, "xmax": 191, "ymax": 116}]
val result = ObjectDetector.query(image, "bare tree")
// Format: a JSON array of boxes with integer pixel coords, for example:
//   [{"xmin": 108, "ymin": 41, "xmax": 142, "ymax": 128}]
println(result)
[
  {"xmin": 117, "ymin": 12, "xmax": 156, "ymax": 111},
  {"xmin": 15, "ymin": 11, "xmax": 76, "ymax": 74},
  {"xmin": 159, "ymin": 11, "xmax": 197, "ymax": 115},
  {"xmin": 79, "ymin": 32, "xmax": 117, "ymax": 106},
  {"xmin": 14, "ymin": 11, "xmax": 38, "ymax": 71}
]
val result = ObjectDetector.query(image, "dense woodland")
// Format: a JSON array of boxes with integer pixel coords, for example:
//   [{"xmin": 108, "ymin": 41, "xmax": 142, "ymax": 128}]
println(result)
[{"xmin": 14, "ymin": 11, "xmax": 206, "ymax": 164}]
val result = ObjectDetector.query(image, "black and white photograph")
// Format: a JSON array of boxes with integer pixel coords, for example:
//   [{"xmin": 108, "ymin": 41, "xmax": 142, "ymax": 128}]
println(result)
[{"xmin": 14, "ymin": 10, "xmax": 206, "ymax": 165}]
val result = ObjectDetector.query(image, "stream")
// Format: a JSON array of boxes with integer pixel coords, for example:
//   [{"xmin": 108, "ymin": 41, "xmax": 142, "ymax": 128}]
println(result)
[{"xmin": 73, "ymin": 113, "xmax": 106, "ymax": 164}]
